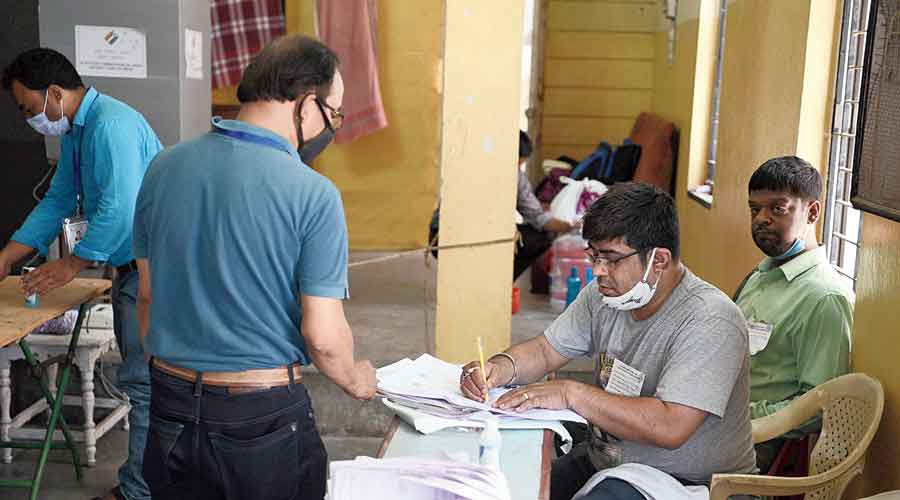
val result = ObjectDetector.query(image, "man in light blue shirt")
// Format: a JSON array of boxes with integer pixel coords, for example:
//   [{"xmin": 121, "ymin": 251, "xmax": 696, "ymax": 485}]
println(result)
[{"xmin": 1, "ymin": 48, "xmax": 162, "ymax": 500}]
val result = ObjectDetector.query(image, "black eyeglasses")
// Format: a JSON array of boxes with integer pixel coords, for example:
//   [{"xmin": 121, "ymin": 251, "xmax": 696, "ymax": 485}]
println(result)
[
  {"xmin": 584, "ymin": 247, "xmax": 640, "ymax": 268},
  {"xmin": 314, "ymin": 96, "xmax": 344, "ymax": 131}
]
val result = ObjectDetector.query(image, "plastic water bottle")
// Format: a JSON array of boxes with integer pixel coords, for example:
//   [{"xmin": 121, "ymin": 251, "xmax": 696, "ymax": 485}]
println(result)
[
  {"xmin": 478, "ymin": 417, "xmax": 502, "ymax": 470},
  {"xmin": 584, "ymin": 268, "xmax": 593, "ymax": 289},
  {"xmin": 23, "ymin": 267, "xmax": 39, "ymax": 308},
  {"xmin": 549, "ymin": 261, "xmax": 566, "ymax": 313},
  {"xmin": 565, "ymin": 267, "xmax": 581, "ymax": 306}
]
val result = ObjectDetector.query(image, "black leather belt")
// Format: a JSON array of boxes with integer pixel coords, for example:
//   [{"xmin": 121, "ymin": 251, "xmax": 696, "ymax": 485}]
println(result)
[{"xmin": 115, "ymin": 260, "xmax": 138, "ymax": 276}]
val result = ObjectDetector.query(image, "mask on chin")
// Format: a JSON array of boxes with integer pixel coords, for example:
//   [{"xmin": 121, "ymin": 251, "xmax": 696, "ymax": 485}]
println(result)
[
  {"xmin": 771, "ymin": 238, "xmax": 806, "ymax": 261},
  {"xmin": 601, "ymin": 248, "xmax": 661, "ymax": 311}
]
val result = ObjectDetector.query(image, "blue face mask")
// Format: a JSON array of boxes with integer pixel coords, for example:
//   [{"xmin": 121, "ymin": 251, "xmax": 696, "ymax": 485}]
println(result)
[
  {"xmin": 772, "ymin": 238, "xmax": 806, "ymax": 261},
  {"xmin": 26, "ymin": 90, "xmax": 70, "ymax": 137}
]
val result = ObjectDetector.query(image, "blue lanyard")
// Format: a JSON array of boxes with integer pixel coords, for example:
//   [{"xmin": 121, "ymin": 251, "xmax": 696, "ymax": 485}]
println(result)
[
  {"xmin": 214, "ymin": 128, "xmax": 295, "ymax": 156},
  {"xmin": 73, "ymin": 90, "xmax": 97, "ymax": 216}
]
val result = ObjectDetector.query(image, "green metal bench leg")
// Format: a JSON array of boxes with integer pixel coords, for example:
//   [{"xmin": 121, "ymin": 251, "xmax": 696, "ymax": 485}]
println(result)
[{"xmin": 17, "ymin": 303, "xmax": 88, "ymax": 499}]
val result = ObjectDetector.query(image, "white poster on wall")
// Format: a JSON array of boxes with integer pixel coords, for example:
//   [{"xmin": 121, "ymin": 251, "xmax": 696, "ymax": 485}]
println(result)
[
  {"xmin": 75, "ymin": 25, "xmax": 147, "ymax": 79},
  {"xmin": 185, "ymin": 29, "xmax": 203, "ymax": 80}
]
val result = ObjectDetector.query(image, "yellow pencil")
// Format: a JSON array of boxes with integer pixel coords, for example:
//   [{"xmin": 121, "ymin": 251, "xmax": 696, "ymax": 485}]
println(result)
[{"xmin": 477, "ymin": 336, "xmax": 488, "ymax": 402}]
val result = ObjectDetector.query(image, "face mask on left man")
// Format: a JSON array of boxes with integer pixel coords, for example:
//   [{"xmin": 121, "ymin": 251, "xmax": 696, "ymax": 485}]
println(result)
[
  {"xmin": 298, "ymin": 127, "xmax": 334, "ymax": 164},
  {"xmin": 296, "ymin": 95, "xmax": 335, "ymax": 164},
  {"xmin": 27, "ymin": 90, "xmax": 71, "ymax": 137},
  {"xmin": 601, "ymin": 248, "xmax": 661, "ymax": 311}
]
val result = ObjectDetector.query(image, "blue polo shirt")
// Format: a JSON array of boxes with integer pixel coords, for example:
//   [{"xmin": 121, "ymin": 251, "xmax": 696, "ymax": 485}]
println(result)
[
  {"xmin": 133, "ymin": 117, "xmax": 349, "ymax": 371},
  {"xmin": 13, "ymin": 87, "xmax": 162, "ymax": 265}
]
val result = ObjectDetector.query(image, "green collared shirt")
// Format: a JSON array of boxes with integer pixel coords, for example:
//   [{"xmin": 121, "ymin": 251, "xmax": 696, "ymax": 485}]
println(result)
[{"xmin": 736, "ymin": 246, "xmax": 854, "ymax": 425}]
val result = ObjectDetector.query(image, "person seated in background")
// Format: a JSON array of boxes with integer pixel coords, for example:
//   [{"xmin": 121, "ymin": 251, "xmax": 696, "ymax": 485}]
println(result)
[
  {"xmin": 512, "ymin": 130, "xmax": 575, "ymax": 279},
  {"xmin": 737, "ymin": 156, "xmax": 853, "ymax": 473},
  {"xmin": 429, "ymin": 130, "xmax": 574, "ymax": 280},
  {"xmin": 460, "ymin": 183, "xmax": 756, "ymax": 500}
]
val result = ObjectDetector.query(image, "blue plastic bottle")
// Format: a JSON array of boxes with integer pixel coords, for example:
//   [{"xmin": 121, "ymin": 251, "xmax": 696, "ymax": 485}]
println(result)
[
  {"xmin": 566, "ymin": 267, "xmax": 582, "ymax": 306},
  {"xmin": 584, "ymin": 268, "xmax": 594, "ymax": 289}
]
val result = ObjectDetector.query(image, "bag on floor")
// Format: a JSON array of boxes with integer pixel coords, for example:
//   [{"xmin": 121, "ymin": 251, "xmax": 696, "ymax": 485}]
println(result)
[
  {"xmin": 535, "ymin": 167, "xmax": 573, "ymax": 204},
  {"xmin": 571, "ymin": 142, "xmax": 613, "ymax": 181},
  {"xmin": 550, "ymin": 177, "xmax": 608, "ymax": 224}
]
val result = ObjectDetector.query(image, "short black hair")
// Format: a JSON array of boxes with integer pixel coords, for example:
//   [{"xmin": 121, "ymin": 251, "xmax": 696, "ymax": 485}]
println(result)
[
  {"xmin": 748, "ymin": 156, "xmax": 822, "ymax": 201},
  {"xmin": 1, "ymin": 48, "xmax": 84, "ymax": 91},
  {"xmin": 237, "ymin": 35, "xmax": 339, "ymax": 103},
  {"xmin": 582, "ymin": 182, "xmax": 680, "ymax": 259},
  {"xmin": 519, "ymin": 130, "xmax": 533, "ymax": 158}
]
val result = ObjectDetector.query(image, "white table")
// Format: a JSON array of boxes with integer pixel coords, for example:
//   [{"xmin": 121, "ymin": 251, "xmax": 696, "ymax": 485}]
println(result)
[
  {"xmin": 378, "ymin": 417, "xmax": 553, "ymax": 500},
  {"xmin": 0, "ymin": 304, "xmax": 129, "ymax": 467}
]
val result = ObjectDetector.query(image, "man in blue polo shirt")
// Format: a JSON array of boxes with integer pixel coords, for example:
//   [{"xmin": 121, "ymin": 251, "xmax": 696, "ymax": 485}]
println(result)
[
  {"xmin": 0, "ymin": 48, "xmax": 162, "ymax": 500},
  {"xmin": 134, "ymin": 35, "xmax": 376, "ymax": 499}
]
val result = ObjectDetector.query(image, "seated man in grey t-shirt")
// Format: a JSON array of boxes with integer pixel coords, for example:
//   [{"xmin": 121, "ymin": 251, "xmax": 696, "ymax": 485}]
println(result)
[{"xmin": 460, "ymin": 183, "xmax": 757, "ymax": 500}]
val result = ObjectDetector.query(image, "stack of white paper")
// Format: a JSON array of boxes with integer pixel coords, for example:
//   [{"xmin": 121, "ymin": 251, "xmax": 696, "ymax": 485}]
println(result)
[
  {"xmin": 329, "ymin": 456, "xmax": 511, "ymax": 500},
  {"xmin": 377, "ymin": 354, "xmax": 587, "ymax": 426}
]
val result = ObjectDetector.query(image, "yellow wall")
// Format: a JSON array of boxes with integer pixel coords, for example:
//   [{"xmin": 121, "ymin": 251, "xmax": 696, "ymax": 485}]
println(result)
[
  {"xmin": 215, "ymin": 1, "xmax": 443, "ymax": 250},
  {"xmin": 848, "ymin": 216, "xmax": 900, "ymax": 494},
  {"xmin": 434, "ymin": 1, "xmax": 523, "ymax": 363},
  {"xmin": 669, "ymin": 0, "xmax": 838, "ymax": 294},
  {"xmin": 540, "ymin": 0, "xmax": 658, "ymax": 163},
  {"xmin": 651, "ymin": 0, "xmax": 715, "ymax": 200}
]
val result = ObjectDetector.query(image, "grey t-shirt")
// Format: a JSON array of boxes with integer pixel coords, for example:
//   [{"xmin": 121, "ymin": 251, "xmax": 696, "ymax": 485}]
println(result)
[{"xmin": 545, "ymin": 268, "xmax": 757, "ymax": 484}]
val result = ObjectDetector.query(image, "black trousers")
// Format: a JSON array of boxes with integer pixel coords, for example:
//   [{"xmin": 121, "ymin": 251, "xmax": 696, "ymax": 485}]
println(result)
[
  {"xmin": 143, "ymin": 365, "xmax": 327, "ymax": 500},
  {"xmin": 513, "ymin": 223, "xmax": 554, "ymax": 280}
]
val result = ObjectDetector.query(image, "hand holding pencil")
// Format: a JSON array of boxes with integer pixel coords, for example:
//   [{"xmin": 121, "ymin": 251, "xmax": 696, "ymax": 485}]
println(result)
[{"xmin": 459, "ymin": 339, "xmax": 509, "ymax": 403}]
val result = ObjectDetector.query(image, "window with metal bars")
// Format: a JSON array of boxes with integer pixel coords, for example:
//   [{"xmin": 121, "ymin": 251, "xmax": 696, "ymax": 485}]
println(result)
[{"xmin": 824, "ymin": 0, "xmax": 872, "ymax": 290}]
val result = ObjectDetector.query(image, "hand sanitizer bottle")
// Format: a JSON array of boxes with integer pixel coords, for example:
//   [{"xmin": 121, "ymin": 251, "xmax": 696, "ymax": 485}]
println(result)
[
  {"xmin": 565, "ymin": 266, "xmax": 581, "ymax": 306},
  {"xmin": 478, "ymin": 417, "xmax": 502, "ymax": 470}
]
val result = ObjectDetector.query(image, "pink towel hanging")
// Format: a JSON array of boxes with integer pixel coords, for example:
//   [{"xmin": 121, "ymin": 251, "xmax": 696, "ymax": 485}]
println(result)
[{"xmin": 317, "ymin": 0, "xmax": 389, "ymax": 143}]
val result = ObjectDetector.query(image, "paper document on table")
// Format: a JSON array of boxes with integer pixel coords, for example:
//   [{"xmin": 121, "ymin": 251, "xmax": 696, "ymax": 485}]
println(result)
[
  {"xmin": 329, "ymin": 456, "xmax": 511, "ymax": 500},
  {"xmin": 377, "ymin": 354, "xmax": 586, "ymax": 425},
  {"xmin": 382, "ymin": 398, "xmax": 573, "ymax": 448}
]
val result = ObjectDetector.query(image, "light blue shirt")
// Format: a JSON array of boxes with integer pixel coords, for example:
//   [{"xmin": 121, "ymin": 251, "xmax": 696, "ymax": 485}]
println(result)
[
  {"xmin": 12, "ymin": 87, "xmax": 162, "ymax": 266},
  {"xmin": 133, "ymin": 117, "xmax": 350, "ymax": 372}
]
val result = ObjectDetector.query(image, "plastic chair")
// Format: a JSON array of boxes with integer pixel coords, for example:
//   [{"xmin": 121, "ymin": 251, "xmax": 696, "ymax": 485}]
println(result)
[
  {"xmin": 858, "ymin": 492, "xmax": 900, "ymax": 500},
  {"xmin": 710, "ymin": 373, "xmax": 884, "ymax": 500}
]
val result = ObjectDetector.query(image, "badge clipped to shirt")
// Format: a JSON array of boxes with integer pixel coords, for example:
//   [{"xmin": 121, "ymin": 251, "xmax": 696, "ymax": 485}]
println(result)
[
  {"xmin": 747, "ymin": 320, "xmax": 774, "ymax": 356},
  {"xmin": 61, "ymin": 215, "xmax": 89, "ymax": 258},
  {"xmin": 605, "ymin": 358, "xmax": 645, "ymax": 397}
]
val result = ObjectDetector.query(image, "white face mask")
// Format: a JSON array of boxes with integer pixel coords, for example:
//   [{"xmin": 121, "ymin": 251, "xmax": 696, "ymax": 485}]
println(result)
[
  {"xmin": 601, "ymin": 248, "xmax": 661, "ymax": 311},
  {"xmin": 26, "ymin": 90, "xmax": 70, "ymax": 137}
]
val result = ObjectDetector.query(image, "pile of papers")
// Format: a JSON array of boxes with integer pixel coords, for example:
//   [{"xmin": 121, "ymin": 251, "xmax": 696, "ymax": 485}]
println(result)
[
  {"xmin": 377, "ymin": 354, "xmax": 586, "ymax": 428},
  {"xmin": 329, "ymin": 456, "xmax": 511, "ymax": 500}
]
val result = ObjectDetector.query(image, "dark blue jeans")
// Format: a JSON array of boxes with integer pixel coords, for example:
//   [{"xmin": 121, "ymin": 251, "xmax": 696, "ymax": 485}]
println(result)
[
  {"xmin": 142, "ymin": 365, "xmax": 327, "ymax": 500},
  {"xmin": 550, "ymin": 443, "xmax": 643, "ymax": 500},
  {"xmin": 111, "ymin": 270, "xmax": 151, "ymax": 500}
]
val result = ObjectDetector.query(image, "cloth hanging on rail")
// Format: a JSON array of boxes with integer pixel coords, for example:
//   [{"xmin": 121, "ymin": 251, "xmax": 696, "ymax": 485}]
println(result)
[
  {"xmin": 211, "ymin": 0, "xmax": 285, "ymax": 89},
  {"xmin": 317, "ymin": 0, "xmax": 389, "ymax": 143}
]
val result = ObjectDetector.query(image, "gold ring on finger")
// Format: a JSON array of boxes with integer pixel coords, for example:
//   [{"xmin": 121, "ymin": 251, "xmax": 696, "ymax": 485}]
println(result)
[{"xmin": 523, "ymin": 392, "xmax": 529, "ymax": 401}]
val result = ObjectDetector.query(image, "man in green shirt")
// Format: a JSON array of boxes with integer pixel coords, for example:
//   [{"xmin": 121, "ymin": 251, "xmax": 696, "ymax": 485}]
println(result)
[{"xmin": 737, "ymin": 156, "xmax": 854, "ymax": 472}]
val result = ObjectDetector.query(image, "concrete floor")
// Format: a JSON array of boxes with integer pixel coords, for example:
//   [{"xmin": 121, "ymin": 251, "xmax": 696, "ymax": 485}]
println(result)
[{"xmin": 0, "ymin": 251, "xmax": 563, "ymax": 499}]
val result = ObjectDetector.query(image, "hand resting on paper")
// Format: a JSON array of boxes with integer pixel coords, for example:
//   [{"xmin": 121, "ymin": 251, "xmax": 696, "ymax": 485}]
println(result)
[
  {"xmin": 493, "ymin": 381, "xmax": 573, "ymax": 412},
  {"xmin": 460, "ymin": 357, "xmax": 574, "ymax": 412}
]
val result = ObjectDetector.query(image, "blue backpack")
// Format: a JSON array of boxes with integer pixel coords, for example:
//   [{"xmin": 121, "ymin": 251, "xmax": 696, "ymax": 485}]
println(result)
[{"xmin": 570, "ymin": 140, "xmax": 641, "ymax": 184}]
